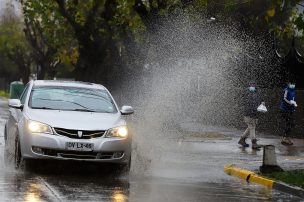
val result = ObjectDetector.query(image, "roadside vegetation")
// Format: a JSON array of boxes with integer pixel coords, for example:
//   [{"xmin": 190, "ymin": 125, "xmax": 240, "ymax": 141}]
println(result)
[
  {"xmin": 0, "ymin": 90, "xmax": 9, "ymax": 98},
  {"xmin": 0, "ymin": 0, "xmax": 304, "ymax": 89},
  {"xmin": 265, "ymin": 170, "xmax": 304, "ymax": 188},
  {"xmin": 0, "ymin": 0, "xmax": 303, "ymax": 86}
]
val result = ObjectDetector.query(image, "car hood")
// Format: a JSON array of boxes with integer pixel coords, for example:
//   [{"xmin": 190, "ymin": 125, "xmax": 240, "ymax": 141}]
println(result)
[{"xmin": 25, "ymin": 109, "xmax": 125, "ymax": 130}]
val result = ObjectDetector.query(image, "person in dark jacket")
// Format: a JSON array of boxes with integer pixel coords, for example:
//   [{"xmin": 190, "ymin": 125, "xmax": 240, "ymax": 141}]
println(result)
[
  {"xmin": 238, "ymin": 82, "xmax": 265, "ymax": 149},
  {"xmin": 280, "ymin": 80, "xmax": 297, "ymax": 145}
]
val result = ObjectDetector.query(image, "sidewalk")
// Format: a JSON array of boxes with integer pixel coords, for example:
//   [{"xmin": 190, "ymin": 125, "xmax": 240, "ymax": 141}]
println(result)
[
  {"xmin": 176, "ymin": 120, "xmax": 304, "ymax": 198},
  {"xmin": 178, "ymin": 120, "xmax": 304, "ymax": 172}
]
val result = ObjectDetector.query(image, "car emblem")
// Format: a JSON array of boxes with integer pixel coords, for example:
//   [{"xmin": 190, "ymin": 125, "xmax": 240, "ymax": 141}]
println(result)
[{"xmin": 78, "ymin": 131, "xmax": 83, "ymax": 138}]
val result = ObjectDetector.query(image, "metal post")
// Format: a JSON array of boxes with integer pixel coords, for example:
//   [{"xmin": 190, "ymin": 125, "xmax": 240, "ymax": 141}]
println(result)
[{"xmin": 260, "ymin": 145, "xmax": 283, "ymax": 173}]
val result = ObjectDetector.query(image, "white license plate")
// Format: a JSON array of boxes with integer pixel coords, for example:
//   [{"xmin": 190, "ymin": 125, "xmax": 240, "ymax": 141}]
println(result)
[{"xmin": 66, "ymin": 142, "xmax": 94, "ymax": 151}]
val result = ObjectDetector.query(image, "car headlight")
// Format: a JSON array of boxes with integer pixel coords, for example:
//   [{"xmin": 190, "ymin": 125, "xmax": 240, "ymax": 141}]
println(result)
[
  {"xmin": 27, "ymin": 120, "xmax": 53, "ymax": 134},
  {"xmin": 105, "ymin": 126, "xmax": 128, "ymax": 138}
]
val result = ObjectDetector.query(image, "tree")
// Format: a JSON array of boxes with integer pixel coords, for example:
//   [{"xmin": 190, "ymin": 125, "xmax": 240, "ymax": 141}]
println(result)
[
  {"xmin": 52, "ymin": 0, "xmax": 126, "ymax": 82},
  {"xmin": 0, "ymin": 5, "xmax": 31, "ymax": 84},
  {"xmin": 23, "ymin": 0, "xmax": 186, "ymax": 82},
  {"xmin": 21, "ymin": 0, "xmax": 77, "ymax": 79},
  {"xmin": 17, "ymin": 0, "xmax": 304, "ymax": 84}
]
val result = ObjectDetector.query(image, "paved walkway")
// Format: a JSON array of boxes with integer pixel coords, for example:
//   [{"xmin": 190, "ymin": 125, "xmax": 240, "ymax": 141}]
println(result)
[{"xmin": 179, "ymin": 121, "xmax": 304, "ymax": 172}]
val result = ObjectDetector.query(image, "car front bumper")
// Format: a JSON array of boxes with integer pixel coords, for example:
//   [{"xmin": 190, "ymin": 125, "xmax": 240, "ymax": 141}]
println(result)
[{"xmin": 20, "ymin": 131, "xmax": 131, "ymax": 164}]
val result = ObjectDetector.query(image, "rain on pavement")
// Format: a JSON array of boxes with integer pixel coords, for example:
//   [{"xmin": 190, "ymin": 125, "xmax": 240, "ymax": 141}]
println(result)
[{"xmin": 0, "ymin": 98, "xmax": 301, "ymax": 202}]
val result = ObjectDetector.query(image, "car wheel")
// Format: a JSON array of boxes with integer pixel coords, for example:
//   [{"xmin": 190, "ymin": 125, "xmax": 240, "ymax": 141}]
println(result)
[
  {"xmin": 121, "ymin": 155, "xmax": 131, "ymax": 173},
  {"xmin": 14, "ymin": 136, "xmax": 22, "ymax": 169},
  {"xmin": 3, "ymin": 127, "xmax": 10, "ymax": 164},
  {"xmin": 127, "ymin": 155, "xmax": 131, "ymax": 171},
  {"xmin": 4, "ymin": 126, "xmax": 7, "ymax": 144}
]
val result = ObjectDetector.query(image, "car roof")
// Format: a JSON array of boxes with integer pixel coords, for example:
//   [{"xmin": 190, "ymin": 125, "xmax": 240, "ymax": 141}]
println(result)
[{"xmin": 32, "ymin": 80, "xmax": 106, "ymax": 90}]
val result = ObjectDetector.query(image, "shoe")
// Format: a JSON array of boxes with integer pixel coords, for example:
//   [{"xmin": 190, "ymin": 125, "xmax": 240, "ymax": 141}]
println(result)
[
  {"xmin": 287, "ymin": 138, "xmax": 294, "ymax": 145},
  {"xmin": 281, "ymin": 137, "xmax": 287, "ymax": 145},
  {"xmin": 252, "ymin": 139, "xmax": 262, "ymax": 149},
  {"xmin": 238, "ymin": 137, "xmax": 249, "ymax": 147},
  {"xmin": 281, "ymin": 137, "xmax": 293, "ymax": 145}
]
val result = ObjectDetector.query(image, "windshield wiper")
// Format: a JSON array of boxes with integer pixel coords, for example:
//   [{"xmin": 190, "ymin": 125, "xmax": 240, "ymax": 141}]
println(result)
[
  {"xmin": 32, "ymin": 107, "xmax": 57, "ymax": 110},
  {"xmin": 33, "ymin": 98, "xmax": 113, "ymax": 113},
  {"xmin": 72, "ymin": 108, "xmax": 96, "ymax": 112},
  {"xmin": 34, "ymin": 98, "xmax": 96, "ymax": 111},
  {"xmin": 72, "ymin": 109, "xmax": 112, "ymax": 113}
]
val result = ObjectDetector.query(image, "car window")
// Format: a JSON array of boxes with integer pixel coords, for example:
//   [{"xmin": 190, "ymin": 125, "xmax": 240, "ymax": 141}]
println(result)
[
  {"xmin": 20, "ymin": 84, "xmax": 30, "ymax": 105},
  {"xmin": 29, "ymin": 86, "xmax": 118, "ymax": 113}
]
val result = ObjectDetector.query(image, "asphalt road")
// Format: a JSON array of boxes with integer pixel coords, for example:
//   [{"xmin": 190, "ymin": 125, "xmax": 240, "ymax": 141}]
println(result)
[{"xmin": 0, "ymin": 98, "xmax": 302, "ymax": 202}]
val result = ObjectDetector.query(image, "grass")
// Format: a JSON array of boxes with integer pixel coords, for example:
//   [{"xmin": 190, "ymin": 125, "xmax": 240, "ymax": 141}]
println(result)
[
  {"xmin": 0, "ymin": 90, "xmax": 9, "ymax": 98},
  {"xmin": 264, "ymin": 170, "xmax": 304, "ymax": 188}
]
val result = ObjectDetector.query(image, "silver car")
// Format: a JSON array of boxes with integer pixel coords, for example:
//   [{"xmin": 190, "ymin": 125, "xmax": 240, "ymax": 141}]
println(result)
[{"xmin": 4, "ymin": 80, "xmax": 133, "ymax": 170}]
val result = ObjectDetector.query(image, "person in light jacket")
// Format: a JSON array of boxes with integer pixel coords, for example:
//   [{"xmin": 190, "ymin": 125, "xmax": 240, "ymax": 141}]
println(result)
[{"xmin": 238, "ymin": 82, "xmax": 265, "ymax": 149}]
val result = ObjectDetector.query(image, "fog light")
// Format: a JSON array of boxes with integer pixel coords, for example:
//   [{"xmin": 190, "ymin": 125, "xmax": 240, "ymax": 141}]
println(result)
[
  {"xmin": 113, "ymin": 152, "xmax": 124, "ymax": 158},
  {"xmin": 32, "ymin": 146, "xmax": 44, "ymax": 155}
]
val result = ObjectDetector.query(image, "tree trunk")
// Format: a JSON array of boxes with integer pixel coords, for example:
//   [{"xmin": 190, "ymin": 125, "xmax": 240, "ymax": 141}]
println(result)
[
  {"xmin": 74, "ymin": 43, "xmax": 109, "ymax": 82},
  {"xmin": 37, "ymin": 63, "xmax": 47, "ymax": 80},
  {"xmin": 19, "ymin": 65, "xmax": 30, "ymax": 84}
]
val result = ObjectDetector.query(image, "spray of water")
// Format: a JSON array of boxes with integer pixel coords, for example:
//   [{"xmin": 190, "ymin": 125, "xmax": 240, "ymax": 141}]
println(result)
[{"xmin": 116, "ymin": 12, "xmax": 281, "ymax": 175}]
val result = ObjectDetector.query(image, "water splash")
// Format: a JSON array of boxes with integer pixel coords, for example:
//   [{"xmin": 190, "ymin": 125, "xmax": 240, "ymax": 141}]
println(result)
[{"xmin": 116, "ymin": 12, "xmax": 281, "ymax": 174}]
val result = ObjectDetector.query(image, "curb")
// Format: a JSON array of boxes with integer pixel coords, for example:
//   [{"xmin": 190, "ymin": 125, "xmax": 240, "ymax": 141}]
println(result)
[{"xmin": 224, "ymin": 164, "xmax": 304, "ymax": 199}]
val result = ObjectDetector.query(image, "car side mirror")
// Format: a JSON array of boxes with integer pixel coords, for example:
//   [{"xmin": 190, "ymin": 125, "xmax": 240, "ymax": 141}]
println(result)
[
  {"xmin": 120, "ymin": 105, "xmax": 134, "ymax": 115},
  {"xmin": 8, "ymin": 99, "xmax": 23, "ymax": 110}
]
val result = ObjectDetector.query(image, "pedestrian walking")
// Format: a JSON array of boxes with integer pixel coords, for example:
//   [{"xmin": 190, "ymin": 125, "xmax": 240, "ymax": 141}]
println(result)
[
  {"xmin": 280, "ymin": 80, "xmax": 297, "ymax": 145},
  {"xmin": 238, "ymin": 82, "xmax": 265, "ymax": 149}
]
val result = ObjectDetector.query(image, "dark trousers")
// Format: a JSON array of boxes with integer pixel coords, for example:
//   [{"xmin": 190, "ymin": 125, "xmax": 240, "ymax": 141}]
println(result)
[{"xmin": 281, "ymin": 111, "xmax": 295, "ymax": 137}]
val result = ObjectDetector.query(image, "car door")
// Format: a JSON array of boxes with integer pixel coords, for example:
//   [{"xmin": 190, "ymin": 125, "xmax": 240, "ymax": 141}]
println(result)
[{"xmin": 6, "ymin": 83, "xmax": 30, "ymax": 154}]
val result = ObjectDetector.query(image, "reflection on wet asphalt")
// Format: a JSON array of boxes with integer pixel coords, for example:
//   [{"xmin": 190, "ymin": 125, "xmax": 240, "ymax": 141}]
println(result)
[
  {"xmin": 0, "ymin": 99, "xmax": 302, "ymax": 201},
  {"xmin": 0, "ymin": 172, "xmax": 55, "ymax": 201},
  {"xmin": 0, "ymin": 167, "xmax": 299, "ymax": 202}
]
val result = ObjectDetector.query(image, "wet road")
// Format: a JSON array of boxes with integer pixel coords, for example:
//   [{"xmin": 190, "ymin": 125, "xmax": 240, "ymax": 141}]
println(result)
[{"xmin": 0, "ymin": 98, "xmax": 302, "ymax": 201}]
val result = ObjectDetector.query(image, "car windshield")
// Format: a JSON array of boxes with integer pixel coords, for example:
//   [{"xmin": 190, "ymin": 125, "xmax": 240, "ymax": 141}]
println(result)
[{"xmin": 29, "ymin": 86, "xmax": 117, "ymax": 113}]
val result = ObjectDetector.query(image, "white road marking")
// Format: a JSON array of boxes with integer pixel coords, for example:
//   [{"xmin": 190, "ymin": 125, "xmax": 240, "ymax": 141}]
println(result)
[{"xmin": 38, "ymin": 177, "xmax": 63, "ymax": 202}]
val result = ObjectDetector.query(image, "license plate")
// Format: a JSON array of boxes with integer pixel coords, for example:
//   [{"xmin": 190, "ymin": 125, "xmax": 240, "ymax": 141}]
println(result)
[{"xmin": 66, "ymin": 142, "xmax": 94, "ymax": 151}]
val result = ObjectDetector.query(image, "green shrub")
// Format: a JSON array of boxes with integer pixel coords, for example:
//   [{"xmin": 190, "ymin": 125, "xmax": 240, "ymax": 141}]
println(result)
[
  {"xmin": 265, "ymin": 170, "xmax": 304, "ymax": 188},
  {"xmin": 0, "ymin": 90, "xmax": 9, "ymax": 98}
]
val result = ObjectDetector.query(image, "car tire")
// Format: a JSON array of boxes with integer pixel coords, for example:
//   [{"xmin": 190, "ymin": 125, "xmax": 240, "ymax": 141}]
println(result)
[
  {"xmin": 4, "ymin": 126, "xmax": 7, "ymax": 144},
  {"xmin": 14, "ymin": 136, "xmax": 22, "ymax": 169},
  {"xmin": 127, "ymin": 155, "xmax": 131, "ymax": 172},
  {"xmin": 3, "ymin": 127, "xmax": 10, "ymax": 165},
  {"xmin": 120, "ymin": 155, "xmax": 131, "ymax": 173}
]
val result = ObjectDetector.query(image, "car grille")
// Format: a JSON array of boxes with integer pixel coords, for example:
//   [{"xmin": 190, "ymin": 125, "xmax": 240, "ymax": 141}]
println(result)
[
  {"xmin": 33, "ymin": 147, "xmax": 119, "ymax": 160},
  {"xmin": 53, "ymin": 128, "xmax": 105, "ymax": 139}
]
